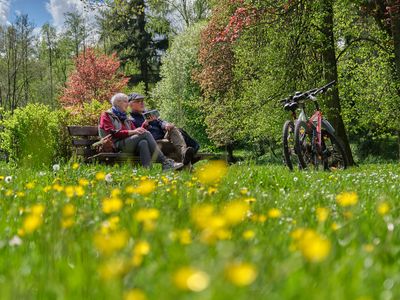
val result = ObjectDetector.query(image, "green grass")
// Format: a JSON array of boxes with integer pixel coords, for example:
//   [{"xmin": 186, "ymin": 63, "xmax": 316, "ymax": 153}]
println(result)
[{"xmin": 0, "ymin": 161, "xmax": 399, "ymax": 300}]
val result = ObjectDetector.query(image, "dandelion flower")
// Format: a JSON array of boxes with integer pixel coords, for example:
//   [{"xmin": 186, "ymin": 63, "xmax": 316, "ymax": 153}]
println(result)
[
  {"xmin": 336, "ymin": 192, "xmax": 358, "ymax": 207},
  {"xmin": 53, "ymin": 164, "xmax": 60, "ymax": 172},
  {"xmin": 195, "ymin": 160, "xmax": 228, "ymax": 185},
  {"xmin": 124, "ymin": 289, "xmax": 147, "ymax": 300},
  {"xmin": 377, "ymin": 202, "xmax": 390, "ymax": 216},
  {"xmin": 173, "ymin": 267, "xmax": 210, "ymax": 292},
  {"xmin": 316, "ymin": 207, "xmax": 329, "ymax": 223},
  {"xmin": 225, "ymin": 262, "xmax": 258, "ymax": 286},
  {"xmin": 267, "ymin": 208, "xmax": 282, "ymax": 219}
]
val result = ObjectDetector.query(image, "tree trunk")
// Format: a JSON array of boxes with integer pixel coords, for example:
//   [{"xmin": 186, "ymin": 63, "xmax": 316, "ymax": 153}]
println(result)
[
  {"xmin": 320, "ymin": 0, "xmax": 355, "ymax": 166},
  {"xmin": 387, "ymin": 0, "xmax": 400, "ymax": 161}
]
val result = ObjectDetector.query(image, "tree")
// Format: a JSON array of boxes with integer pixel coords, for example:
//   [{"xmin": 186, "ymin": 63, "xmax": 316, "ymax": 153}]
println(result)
[
  {"xmin": 60, "ymin": 48, "xmax": 129, "ymax": 107},
  {"xmin": 152, "ymin": 22, "xmax": 211, "ymax": 146}
]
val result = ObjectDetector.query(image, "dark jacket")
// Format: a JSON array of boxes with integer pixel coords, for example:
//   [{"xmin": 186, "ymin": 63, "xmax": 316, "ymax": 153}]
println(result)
[{"xmin": 130, "ymin": 111, "xmax": 166, "ymax": 140}]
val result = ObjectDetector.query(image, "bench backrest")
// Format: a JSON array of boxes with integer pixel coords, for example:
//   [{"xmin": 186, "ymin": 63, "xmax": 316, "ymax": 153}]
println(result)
[{"xmin": 67, "ymin": 126, "xmax": 99, "ymax": 157}]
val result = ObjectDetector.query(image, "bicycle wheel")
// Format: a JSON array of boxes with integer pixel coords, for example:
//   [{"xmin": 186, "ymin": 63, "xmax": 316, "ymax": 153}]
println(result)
[
  {"xmin": 282, "ymin": 120, "xmax": 300, "ymax": 170},
  {"xmin": 318, "ymin": 129, "xmax": 348, "ymax": 171},
  {"xmin": 294, "ymin": 120, "xmax": 313, "ymax": 169}
]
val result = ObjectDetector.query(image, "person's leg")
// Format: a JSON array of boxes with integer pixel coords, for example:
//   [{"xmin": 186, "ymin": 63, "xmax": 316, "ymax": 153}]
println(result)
[
  {"xmin": 166, "ymin": 128, "xmax": 194, "ymax": 164},
  {"xmin": 141, "ymin": 131, "xmax": 168, "ymax": 163},
  {"xmin": 118, "ymin": 135, "xmax": 152, "ymax": 167},
  {"xmin": 137, "ymin": 139, "xmax": 152, "ymax": 167}
]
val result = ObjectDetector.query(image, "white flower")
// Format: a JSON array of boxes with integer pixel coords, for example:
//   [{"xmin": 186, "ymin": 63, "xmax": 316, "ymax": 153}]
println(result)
[
  {"xmin": 38, "ymin": 171, "xmax": 46, "ymax": 176},
  {"xmin": 105, "ymin": 173, "xmax": 113, "ymax": 183},
  {"xmin": 53, "ymin": 164, "xmax": 60, "ymax": 172},
  {"xmin": 293, "ymin": 177, "xmax": 298, "ymax": 182},
  {"xmin": 5, "ymin": 176, "xmax": 12, "ymax": 183},
  {"xmin": 9, "ymin": 235, "xmax": 22, "ymax": 247}
]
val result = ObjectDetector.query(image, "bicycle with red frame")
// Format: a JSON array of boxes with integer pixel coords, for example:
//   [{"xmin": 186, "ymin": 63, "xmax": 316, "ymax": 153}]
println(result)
[{"xmin": 282, "ymin": 81, "xmax": 348, "ymax": 170}]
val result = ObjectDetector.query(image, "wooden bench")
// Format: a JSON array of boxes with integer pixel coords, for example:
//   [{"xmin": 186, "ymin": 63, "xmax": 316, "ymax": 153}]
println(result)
[{"xmin": 67, "ymin": 126, "xmax": 224, "ymax": 164}]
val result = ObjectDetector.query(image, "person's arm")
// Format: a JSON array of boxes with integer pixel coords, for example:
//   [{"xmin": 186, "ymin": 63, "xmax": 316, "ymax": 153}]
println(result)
[{"xmin": 99, "ymin": 113, "xmax": 131, "ymax": 139}]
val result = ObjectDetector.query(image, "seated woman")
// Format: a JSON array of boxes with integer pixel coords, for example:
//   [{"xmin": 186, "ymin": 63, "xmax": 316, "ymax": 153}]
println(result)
[{"xmin": 99, "ymin": 93, "xmax": 183, "ymax": 171}]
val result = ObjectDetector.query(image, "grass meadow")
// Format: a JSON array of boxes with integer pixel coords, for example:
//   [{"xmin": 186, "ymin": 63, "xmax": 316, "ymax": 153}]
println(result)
[{"xmin": 0, "ymin": 161, "xmax": 399, "ymax": 300}]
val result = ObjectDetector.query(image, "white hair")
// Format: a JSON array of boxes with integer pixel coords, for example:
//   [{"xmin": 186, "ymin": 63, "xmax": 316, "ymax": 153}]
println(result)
[{"xmin": 110, "ymin": 93, "xmax": 128, "ymax": 107}]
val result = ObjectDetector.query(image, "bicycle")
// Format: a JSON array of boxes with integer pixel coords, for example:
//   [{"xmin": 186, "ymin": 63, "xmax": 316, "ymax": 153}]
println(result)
[{"xmin": 281, "ymin": 81, "xmax": 348, "ymax": 171}]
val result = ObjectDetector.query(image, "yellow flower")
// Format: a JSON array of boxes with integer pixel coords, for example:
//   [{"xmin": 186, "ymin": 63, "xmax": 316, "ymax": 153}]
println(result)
[
  {"xmin": 23, "ymin": 214, "xmax": 43, "ymax": 234},
  {"xmin": 72, "ymin": 163, "xmax": 80, "ymax": 170},
  {"xmin": 191, "ymin": 204, "xmax": 215, "ymax": 229},
  {"xmin": 98, "ymin": 257, "xmax": 127, "ymax": 280},
  {"xmin": 336, "ymin": 192, "xmax": 358, "ymax": 207},
  {"xmin": 240, "ymin": 187, "xmax": 248, "ymax": 195},
  {"xmin": 195, "ymin": 160, "xmax": 228, "ymax": 185},
  {"xmin": 93, "ymin": 231, "xmax": 129, "ymax": 256},
  {"xmin": 363, "ymin": 244, "xmax": 374, "ymax": 253},
  {"xmin": 316, "ymin": 207, "xmax": 329, "ymax": 223},
  {"xmin": 291, "ymin": 228, "xmax": 331, "ymax": 262},
  {"xmin": 244, "ymin": 197, "xmax": 256, "ymax": 204},
  {"xmin": 102, "ymin": 197, "xmax": 123, "ymax": 214},
  {"xmin": 75, "ymin": 186, "xmax": 85, "ymax": 197},
  {"xmin": 61, "ymin": 218, "xmax": 75, "ymax": 229},
  {"xmin": 173, "ymin": 267, "xmax": 210, "ymax": 292},
  {"xmin": 267, "ymin": 208, "xmax": 282, "ymax": 219},
  {"xmin": 16, "ymin": 192, "xmax": 25, "ymax": 197},
  {"xmin": 130, "ymin": 180, "xmax": 157, "ymax": 196},
  {"xmin": 63, "ymin": 204, "xmax": 76, "ymax": 217},
  {"xmin": 25, "ymin": 182, "xmax": 35, "ymax": 190},
  {"xmin": 124, "ymin": 289, "xmax": 147, "ymax": 300},
  {"xmin": 170, "ymin": 229, "xmax": 192, "ymax": 245},
  {"xmin": 225, "ymin": 262, "xmax": 258, "ymax": 286},
  {"xmin": 331, "ymin": 222, "xmax": 340, "ymax": 231},
  {"xmin": 78, "ymin": 178, "xmax": 89, "ymax": 186},
  {"xmin": 135, "ymin": 208, "xmax": 160, "ymax": 222},
  {"xmin": 135, "ymin": 208, "xmax": 160, "ymax": 231},
  {"xmin": 223, "ymin": 201, "xmax": 249, "ymax": 226},
  {"xmin": 31, "ymin": 204, "xmax": 45, "ymax": 215},
  {"xmin": 65, "ymin": 186, "xmax": 75, "ymax": 198},
  {"xmin": 95, "ymin": 172, "xmax": 106, "ymax": 181},
  {"xmin": 377, "ymin": 202, "xmax": 390, "ymax": 216},
  {"xmin": 133, "ymin": 241, "xmax": 151, "ymax": 256},
  {"xmin": 242, "ymin": 230, "xmax": 255, "ymax": 240}
]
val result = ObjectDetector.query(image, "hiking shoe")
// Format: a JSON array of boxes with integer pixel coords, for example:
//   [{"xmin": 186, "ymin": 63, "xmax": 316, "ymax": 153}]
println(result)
[
  {"xmin": 162, "ymin": 159, "xmax": 184, "ymax": 171},
  {"xmin": 182, "ymin": 147, "xmax": 195, "ymax": 165}
]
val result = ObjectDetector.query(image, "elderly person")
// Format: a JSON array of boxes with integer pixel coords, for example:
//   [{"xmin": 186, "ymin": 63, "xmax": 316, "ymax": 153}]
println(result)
[
  {"xmin": 99, "ymin": 93, "xmax": 183, "ymax": 171},
  {"xmin": 128, "ymin": 93, "xmax": 197, "ymax": 165}
]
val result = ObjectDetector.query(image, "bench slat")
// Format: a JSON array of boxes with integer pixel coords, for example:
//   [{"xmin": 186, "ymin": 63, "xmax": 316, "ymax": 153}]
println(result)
[
  {"xmin": 68, "ymin": 126, "xmax": 98, "ymax": 136},
  {"xmin": 72, "ymin": 139, "xmax": 99, "ymax": 146}
]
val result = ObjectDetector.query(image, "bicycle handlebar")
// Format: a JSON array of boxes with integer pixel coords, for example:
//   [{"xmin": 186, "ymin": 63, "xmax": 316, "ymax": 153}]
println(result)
[{"xmin": 280, "ymin": 81, "xmax": 335, "ymax": 108}]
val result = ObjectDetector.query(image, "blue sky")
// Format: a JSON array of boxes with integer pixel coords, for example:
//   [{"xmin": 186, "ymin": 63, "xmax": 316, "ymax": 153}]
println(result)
[
  {"xmin": 10, "ymin": 0, "xmax": 51, "ymax": 26},
  {"xmin": 0, "ymin": 0, "xmax": 96, "ymax": 29}
]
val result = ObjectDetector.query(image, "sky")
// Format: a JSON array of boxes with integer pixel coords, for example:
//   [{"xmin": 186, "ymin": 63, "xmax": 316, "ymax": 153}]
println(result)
[{"xmin": 0, "ymin": 0, "xmax": 96, "ymax": 29}]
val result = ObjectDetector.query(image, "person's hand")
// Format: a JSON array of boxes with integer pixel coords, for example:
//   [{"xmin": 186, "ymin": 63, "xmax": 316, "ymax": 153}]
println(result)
[
  {"xmin": 130, "ymin": 128, "xmax": 147, "ymax": 135},
  {"xmin": 165, "ymin": 123, "xmax": 175, "ymax": 131}
]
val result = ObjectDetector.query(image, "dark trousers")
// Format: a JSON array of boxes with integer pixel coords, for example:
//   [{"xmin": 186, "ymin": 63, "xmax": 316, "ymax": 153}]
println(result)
[{"xmin": 117, "ymin": 132, "xmax": 166, "ymax": 167}]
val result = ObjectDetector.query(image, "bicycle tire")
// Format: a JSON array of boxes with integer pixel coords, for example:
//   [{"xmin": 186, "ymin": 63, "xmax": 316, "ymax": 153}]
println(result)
[
  {"xmin": 282, "ymin": 120, "xmax": 296, "ymax": 170},
  {"xmin": 319, "ymin": 129, "xmax": 348, "ymax": 171},
  {"xmin": 295, "ymin": 120, "xmax": 348, "ymax": 171},
  {"xmin": 294, "ymin": 120, "xmax": 313, "ymax": 169}
]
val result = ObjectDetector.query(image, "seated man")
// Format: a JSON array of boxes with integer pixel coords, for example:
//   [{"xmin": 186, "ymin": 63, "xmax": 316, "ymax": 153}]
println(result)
[
  {"xmin": 128, "ymin": 93, "xmax": 198, "ymax": 165},
  {"xmin": 99, "ymin": 93, "xmax": 183, "ymax": 171}
]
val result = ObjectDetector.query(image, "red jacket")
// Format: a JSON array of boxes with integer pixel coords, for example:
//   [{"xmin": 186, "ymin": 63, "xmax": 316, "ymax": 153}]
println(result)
[{"xmin": 99, "ymin": 112, "xmax": 136, "ymax": 140}]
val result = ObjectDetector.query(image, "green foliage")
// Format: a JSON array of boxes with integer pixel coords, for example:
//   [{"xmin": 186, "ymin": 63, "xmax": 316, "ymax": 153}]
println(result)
[
  {"xmin": 152, "ymin": 22, "xmax": 211, "ymax": 147},
  {"xmin": 0, "ymin": 162, "xmax": 400, "ymax": 298},
  {"xmin": 0, "ymin": 104, "xmax": 61, "ymax": 168}
]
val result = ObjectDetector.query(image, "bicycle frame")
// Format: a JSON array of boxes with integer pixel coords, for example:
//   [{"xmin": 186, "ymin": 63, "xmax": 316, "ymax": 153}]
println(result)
[{"xmin": 297, "ymin": 101, "xmax": 323, "ymax": 151}]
